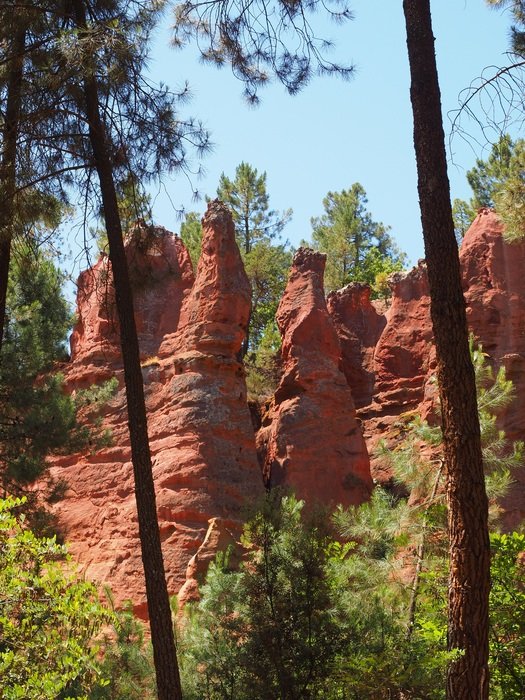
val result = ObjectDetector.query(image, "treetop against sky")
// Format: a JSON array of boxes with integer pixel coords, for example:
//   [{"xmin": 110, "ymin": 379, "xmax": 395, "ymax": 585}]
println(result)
[{"xmin": 65, "ymin": 1, "xmax": 513, "ymax": 278}]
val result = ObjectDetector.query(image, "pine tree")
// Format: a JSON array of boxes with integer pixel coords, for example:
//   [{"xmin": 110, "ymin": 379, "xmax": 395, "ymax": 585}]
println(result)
[
  {"xmin": 216, "ymin": 163, "xmax": 292, "ymax": 354},
  {"xmin": 179, "ymin": 494, "xmax": 351, "ymax": 700},
  {"xmin": 65, "ymin": 1, "xmax": 185, "ymax": 695},
  {"xmin": 403, "ymin": 3, "xmax": 490, "ymax": 696},
  {"xmin": 172, "ymin": 0, "xmax": 354, "ymax": 101},
  {"xmin": 179, "ymin": 211, "xmax": 203, "ymax": 269},
  {"xmin": 0, "ymin": 6, "xmax": 27, "ymax": 355},
  {"xmin": 217, "ymin": 163, "xmax": 291, "ymax": 254},
  {"xmin": 309, "ymin": 183, "xmax": 406, "ymax": 294}
]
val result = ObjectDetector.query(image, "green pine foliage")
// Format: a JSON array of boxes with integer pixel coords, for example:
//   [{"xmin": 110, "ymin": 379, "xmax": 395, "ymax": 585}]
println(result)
[
  {"xmin": 308, "ymin": 183, "xmax": 406, "ymax": 295},
  {"xmin": 489, "ymin": 531, "xmax": 525, "ymax": 699},
  {"xmin": 180, "ymin": 211, "xmax": 203, "ymax": 270},
  {"xmin": 90, "ymin": 596, "xmax": 156, "ymax": 700},
  {"xmin": 244, "ymin": 320, "xmax": 281, "ymax": 402},
  {"xmin": 0, "ymin": 244, "xmax": 73, "ymax": 491},
  {"xmin": 216, "ymin": 162, "xmax": 293, "ymax": 355},
  {"xmin": 96, "ymin": 175, "xmax": 154, "ymax": 251},
  {"xmin": 355, "ymin": 341, "xmax": 524, "ymax": 697},
  {"xmin": 216, "ymin": 163, "xmax": 292, "ymax": 255},
  {"xmin": 334, "ymin": 488, "xmax": 450, "ymax": 699},
  {"xmin": 179, "ymin": 494, "xmax": 351, "ymax": 700},
  {"xmin": 0, "ymin": 243, "xmax": 116, "ymax": 530},
  {"xmin": 179, "ymin": 492, "xmax": 451, "ymax": 700},
  {"xmin": 452, "ymin": 134, "xmax": 525, "ymax": 241},
  {"xmin": 0, "ymin": 496, "xmax": 111, "ymax": 699},
  {"xmin": 487, "ymin": 1, "xmax": 525, "ymax": 56}
]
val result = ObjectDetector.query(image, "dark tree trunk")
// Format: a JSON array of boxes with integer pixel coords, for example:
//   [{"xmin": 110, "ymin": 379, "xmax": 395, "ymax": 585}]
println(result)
[
  {"xmin": 402, "ymin": 2, "xmax": 490, "ymax": 698},
  {"xmin": 71, "ymin": 2, "xmax": 183, "ymax": 698},
  {"xmin": 244, "ymin": 211, "xmax": 250, "ymax": 254},
  {"xmin": 0, "ymin": 26, "xmax": 26, "ymax": 355}
]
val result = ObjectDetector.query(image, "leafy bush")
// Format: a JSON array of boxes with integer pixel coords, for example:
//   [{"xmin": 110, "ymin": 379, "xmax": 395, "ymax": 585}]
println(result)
[{"xmin": 0, "ymin": 497, "xmax": 110, "ymax": 699}]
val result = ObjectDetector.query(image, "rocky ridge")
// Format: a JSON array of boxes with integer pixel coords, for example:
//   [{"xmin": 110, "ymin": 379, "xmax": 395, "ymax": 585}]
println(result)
[
  {"xmin": 50, "ymin": 204, "xmax": 266, "ymax": 615},
  {"xmin": 258, "ymin": 248, "xmax": 372, "ymax": 507},
  {"xmin": 50, "ymin": 206, "xmax": 525, "ymax": 613}
]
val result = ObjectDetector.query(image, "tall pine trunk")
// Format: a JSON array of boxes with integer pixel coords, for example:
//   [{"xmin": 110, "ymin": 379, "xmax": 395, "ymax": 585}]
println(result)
[
  {"xmin": 71, "ymin": 2, "xmax": 183, "ymax": 697},
  {"xmin": 0, "ymin": 26, "xmax": 26, "ymax": 355},
  {"xmin": 402, "ymin": 2, "xmax": 490, "ymax": 698}
]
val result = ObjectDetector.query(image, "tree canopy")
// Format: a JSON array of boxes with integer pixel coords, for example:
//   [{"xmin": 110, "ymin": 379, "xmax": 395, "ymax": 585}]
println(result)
[
  {"xmin": 215, "ymin": 162, "xmax": 293, "ymax": 355},
  {"xmin": 308, "ymin": 183, "xmax": 406, "ymax": 294},
  {"xmin": 452, "ymin": 134, "xmax": 525, "ymax": 239}
]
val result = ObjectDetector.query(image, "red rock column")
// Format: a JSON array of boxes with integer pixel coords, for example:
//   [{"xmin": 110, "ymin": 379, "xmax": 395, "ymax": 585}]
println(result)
[
  {"xmin": 327, "ymin": 283, "xmax": 386, "ymax": 409},
  {"xmin": 260, "ymin": 248, "xmax": 372, "ymax": 508},
  {"xmin": 372, "ymin": 262, "xmax": 436, "ymax": 416},
  {"xmin": 154, "ymin": 201, "xmax": 264, "ymax": 600}
]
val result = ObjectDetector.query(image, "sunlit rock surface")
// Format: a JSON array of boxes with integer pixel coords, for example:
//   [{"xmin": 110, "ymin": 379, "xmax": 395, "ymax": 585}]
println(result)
[
  {"xmin": 50, "ymin": 205, "xmax": 263, "ymax": 616},
  {"xmin": 258, "ymin": 248, "xmax": 373, "ymax": 508}
]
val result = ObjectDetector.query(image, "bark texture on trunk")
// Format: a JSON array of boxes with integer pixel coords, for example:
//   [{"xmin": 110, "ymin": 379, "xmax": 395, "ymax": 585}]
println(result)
[
  {"xmin": 71, "ymin": 2, "xmax": 183, "ymax": 698},
  {"xmin": 402, "ymin": 2, "xmax": 490, "ymax": 698},
  {"xmin": 0, "ymin": 26, "xmax": 26, "ymax": 355}
]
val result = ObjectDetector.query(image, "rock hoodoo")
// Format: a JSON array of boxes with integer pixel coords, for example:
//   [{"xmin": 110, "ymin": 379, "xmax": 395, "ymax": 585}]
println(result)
[
  {"xmin": 49, "ymin": 205, "xmax": 525, "ymax": 613},
  {"xmin": 151, "ymin": 200, "xmax": 264, "ymax": 602},
  {"xmin": 259, "ymin": 248, "xmax": 373, "ymax": 508},
  {"xmin": 50, "ymin": 204, "xmax": 263, "ymax": 615}
]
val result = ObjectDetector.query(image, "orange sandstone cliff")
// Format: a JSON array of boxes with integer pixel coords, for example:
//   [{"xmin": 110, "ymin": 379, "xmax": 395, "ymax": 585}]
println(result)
[
  {"xmin": 49, "ymin": 206, "xmax": 525, "ymax": 612},
  {"xmin": 49, "ymin": 204, "xmax": 266, "ymax": 615},
  {"xmin": 258, "ymin": 248, "xmax": 372, "ymax": 507}
]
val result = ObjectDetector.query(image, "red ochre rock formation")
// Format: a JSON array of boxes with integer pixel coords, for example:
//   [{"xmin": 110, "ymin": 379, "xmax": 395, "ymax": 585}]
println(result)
[
  {"xmin": 461, "ymin": 208, "xmax": 525, "ymax": 408},
  {"xmin": 68, "ymin": 223, "xmax": 194, "ymax": 388},
  {"xmin": 342, "ymin": 209, "xmax": 525, "ymax": 524},
  {"xmin": 259, "ymin": 248, "xmax": 373, "ymax": 508},
  {"xmin": 50, "ymin": 206, "xmax": 525, "ymax": 613},
  {"xmin": 150, "ymin": 200, "xmax": 264, "ymax": 601},
  {"xmin": 371, "ymin": 261, "xmax": 436, "ymax": 419},
  {"xmin": 326, "ymin": 263, "xmax": 437, "ymax": 485},
  {"xmin": 461, "ymin": 208, "xmax": 525, "ymax": 526},
  {"xmin": 50, "ymin": 203, "xmax": 263, "ymax": 616},
  {"xmin": 327, "ymin": 283, "xmax": 386, "ymax": 409}
]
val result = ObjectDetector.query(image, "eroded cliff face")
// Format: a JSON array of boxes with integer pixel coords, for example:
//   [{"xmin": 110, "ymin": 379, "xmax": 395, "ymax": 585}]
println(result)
[
  {"xmin": 49, "ymin": 206, "xmax": 525, "ymax": 613},
  {"xmin": 50, "ymin": 204, "xmax": 263, "ymax": 616},
  {"xmin": 460, "ymin": 209, "xmax": 525, "ymax": 526},
  {"xmin": 345, "ymin": 209, "xmax": 525, "ymax": 525},
  {"xmin": 327, "ymin": 283, "xmax": 386, "ymax": 410},
  {"xmin": 68, "ymin": 223, "xmax": 194, "ymax": 388},
  {"xmin": 258, "ymin": 248, "xmax": 373, "ymax": 508}
]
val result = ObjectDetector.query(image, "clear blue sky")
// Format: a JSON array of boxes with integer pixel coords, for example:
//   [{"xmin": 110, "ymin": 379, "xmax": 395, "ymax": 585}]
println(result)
[{"xmin": 68, "ymin": 1, "xmax": 517, "ymax": 275}]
